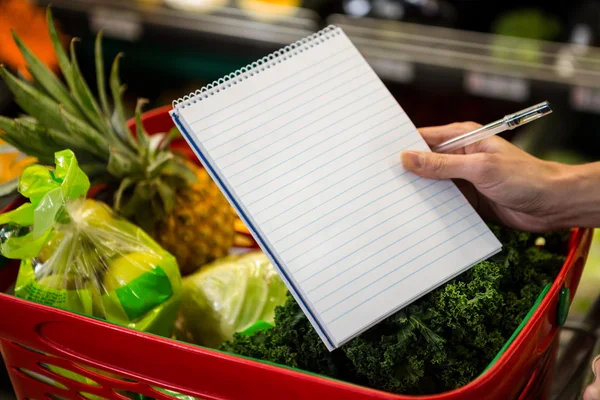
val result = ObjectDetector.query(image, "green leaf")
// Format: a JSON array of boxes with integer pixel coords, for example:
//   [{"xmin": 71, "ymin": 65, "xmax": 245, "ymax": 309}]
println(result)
[
  {"xmin": 0, "ymin": 179, "xmax": 19, "ymax": 197},
  {"xmin": 149, "ymin": 133, "xmax": 165, "ymax": 157},
  {"xmin": 0, "ymin": 134, "xmax": 50, "ymax": 164},
  {"xmin": 81, "ymin": 163, "xmax": 110, "ymax": 184},
  {"xmin": 47, "ymin": 7, "xmax": 75, "ymax": 91},
  {"xmin": 22, "ymin": 68, "xmax": 50, "ymax": 96},
  {"xmin": 69, "ymin": 39, "xmax": 111, "ymax": 135},
  {"xmin": 107, "ymin": 148, "xmax": 140, "ymax": 179},
  {"xmin": 135, "ymin": 99, "xmax": 150, "ymax": 156},
  {"xmin": 110, "ymin": 54, "xmax": 137, "ymax": 149},
  {"xmin": 161, "ymin": 160, "xmax": 198, "ymax": 185},
  {"xmin": 0, "ymin": 65, "xmax": 66, "ymax": 132},
  {"xmin": 11, "ymin": 29, "xmax": 82, "ymax": 117},
  {"xmin": 58, "ymin": 105, "xmax": 108, "ymax": 158},
  {"xmin": 114, "ymin": 177, "xmax": 136, "ymax": 212},
  {"xmin": 161, "ymin": 126, "xmax": 182, "ymax": 149},
  {"xmin": 94, "ymin": 30, "xmax": 110, "ymax": 116},
  {"xmin": 10, "ymin": 117, "xmax": 101, "ymax": 166},
  {"xmin": 1, "ymin": 117, "xmax": 67, "ymax": 164},
  {"xmin": 13, "ymin": 119, "xmax": 63, "ymax": 156},
  {"xmin": 119, "ymin": 183, "xmax": 152, "ymax": 230},
  {"xmin": 155, "ymin": 179, "xmax": 177, "ymax": 214},
  {"xmin": 147, "ymin": 151, "xmax": 173, "ymax": 179}
]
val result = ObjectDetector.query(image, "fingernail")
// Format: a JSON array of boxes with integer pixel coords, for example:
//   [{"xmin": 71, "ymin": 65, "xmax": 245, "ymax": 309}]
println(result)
[
  {"xmin": 402, "ymin": 151, "xmax": 425, "ymax": 170},
  {"xmin": 584, "ymin": 385, "xmax": 600, "ymax": 400}
]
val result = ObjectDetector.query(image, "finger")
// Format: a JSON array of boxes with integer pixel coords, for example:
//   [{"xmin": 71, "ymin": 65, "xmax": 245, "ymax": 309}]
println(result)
[
  {"xmin": 401, "ymin": 150, "xmax": 495, "ymax": 185},
  {"xmin": 418, "ymin": 122, "xmax": 506, "ymax": 154},
  {"xmin": 584, "ymin": 384, "xmax": 600, "ymax": 400},
  {"xmin": 418, "ymin": 122, "xmax": 482, "ymax": 146}
]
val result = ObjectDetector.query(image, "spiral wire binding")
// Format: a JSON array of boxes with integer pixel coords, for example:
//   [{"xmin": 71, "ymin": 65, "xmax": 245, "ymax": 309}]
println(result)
[{"xmin": 172, "ymin": 25, "xmax": 341, "ymax": 110}]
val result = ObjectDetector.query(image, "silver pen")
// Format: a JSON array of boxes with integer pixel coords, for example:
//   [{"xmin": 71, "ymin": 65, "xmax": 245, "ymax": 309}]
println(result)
[{"xmin": 431, "ymin": 101, "xmax": 553, "ymax": 154}]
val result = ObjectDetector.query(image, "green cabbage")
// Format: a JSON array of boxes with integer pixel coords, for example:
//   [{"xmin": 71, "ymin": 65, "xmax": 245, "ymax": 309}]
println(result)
[{"xmin": 174, "ymin": 251, "xmax": 288, "ymax": 348}]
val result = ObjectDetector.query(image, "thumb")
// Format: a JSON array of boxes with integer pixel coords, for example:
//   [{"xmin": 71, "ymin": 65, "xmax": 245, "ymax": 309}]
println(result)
[{"xmin": 401, "ymin": 150, "xmax": 485, "ymax": 182}]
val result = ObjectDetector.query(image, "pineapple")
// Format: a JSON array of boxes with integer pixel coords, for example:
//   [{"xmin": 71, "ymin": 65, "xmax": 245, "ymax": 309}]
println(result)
[{"xmin": 0, "ymin": 8, "xmax": 236, "ymax": 275}]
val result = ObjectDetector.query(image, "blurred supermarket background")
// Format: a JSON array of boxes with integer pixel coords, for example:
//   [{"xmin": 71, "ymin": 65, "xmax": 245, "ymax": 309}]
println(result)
[{"xmin": 0, "ymin": 0, "xmax": 600, "ymax": 399}]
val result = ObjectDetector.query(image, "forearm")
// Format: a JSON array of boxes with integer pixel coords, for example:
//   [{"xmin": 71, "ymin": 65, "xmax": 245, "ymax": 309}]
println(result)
[{"xmin": 550, "ymin": 161, "xmax": 600, "ymax": 229}]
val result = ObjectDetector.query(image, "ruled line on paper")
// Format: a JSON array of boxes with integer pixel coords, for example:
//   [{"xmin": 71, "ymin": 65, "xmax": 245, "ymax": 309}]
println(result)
[
  {"xmin": 268, "ymin": 169, "xmax": 407, "ymax": 234},
  {"xmin": 200, "ymin": 58, "xmax": 367, "ymax": 139},
  {"xmin": 248, "ymin": 140, "xmax": 419, "ymax": 212},
  {"xmin": 209, "ymin": 77, "xmax": 380, "ymax": 155},
  {"xmin": 268, "ymin": 136, "xmax": 425, "ymax": 243},
  {"xmin": 209, "ymin": 70, "xmax": 374, "ymax": 154},
  {"xmin": 271, "ymin": 173, "xmax": 422, "ymax": 242},
  {"xmin": 260, "ymin": 163, "xmax": 401, "ymax": 227},
  {"xmin": 295, "ymin": 190, "xmax": 462, "ymax": 281},
  {"xmin": 288, "ymin": 184, "xmax": 456, "ymax": 271},
  {"xmin": 303, "ymin": 198, "xmax": 469, "ymax": 293},
  {"xmin": 224, "ymin": 102, "xmax": 399, "ymax": 178},
  {"xmin": 327, "ymin": 229, "xmax": 491, "ymax": 326},
  {"xmin": 280, "ymin": 177, "xmax": 436, "ymax": 254},
  {"xmin": 319, "ymin": 217, "xmax": 482, "ymax": 317},
  {"xmin": 238, "ymin": 121, "xmax": 414, "ymax": 200},
  {"xmin": 189, "ymin": 45, "xmax": 354, "ymax": 127}
]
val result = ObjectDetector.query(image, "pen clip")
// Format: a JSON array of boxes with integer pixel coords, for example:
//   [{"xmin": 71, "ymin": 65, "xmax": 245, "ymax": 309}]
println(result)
[{"xmin": 505, "ymin": 101, "xmax": 552, "ymax": 129}]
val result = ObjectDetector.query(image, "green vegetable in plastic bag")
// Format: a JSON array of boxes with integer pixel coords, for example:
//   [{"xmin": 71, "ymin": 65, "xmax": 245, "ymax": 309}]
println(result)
[
  {"xmin": 173, "ymin": 251, "xmax": 287, "ymax": 348},
  {"xmin": 0, "ymin": 150, "xmax": 182, "ymax": 336}
]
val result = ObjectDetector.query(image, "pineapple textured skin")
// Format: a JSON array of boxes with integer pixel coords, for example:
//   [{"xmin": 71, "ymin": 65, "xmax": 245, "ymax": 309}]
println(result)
[{"xmin": 157, "ymin": 165, "xmax": 237, "ymax": 275}]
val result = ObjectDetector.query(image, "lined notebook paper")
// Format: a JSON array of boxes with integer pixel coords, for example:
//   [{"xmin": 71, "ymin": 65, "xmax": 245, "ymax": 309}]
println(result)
[{"xmin": 170, "ymin": 26, "xmax": 502, "ymax": 351}]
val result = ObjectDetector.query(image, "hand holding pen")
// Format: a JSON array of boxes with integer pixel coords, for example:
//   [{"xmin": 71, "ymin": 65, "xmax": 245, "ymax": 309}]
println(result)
[{"xmin": 400, "ymin": 102, "xmax": 600, "ymax": 232}]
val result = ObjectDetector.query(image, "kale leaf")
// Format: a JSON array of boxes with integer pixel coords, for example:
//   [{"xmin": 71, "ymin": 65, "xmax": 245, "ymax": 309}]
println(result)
[{"xmin": 220, "ymin": 224, "xmax": 568, "ymax": 395}]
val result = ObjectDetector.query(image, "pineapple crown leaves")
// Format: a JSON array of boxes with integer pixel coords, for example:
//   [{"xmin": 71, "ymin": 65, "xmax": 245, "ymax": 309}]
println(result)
[{"xmin": 0, "ymin": 6, "xmax": 198, "ymax": 231}]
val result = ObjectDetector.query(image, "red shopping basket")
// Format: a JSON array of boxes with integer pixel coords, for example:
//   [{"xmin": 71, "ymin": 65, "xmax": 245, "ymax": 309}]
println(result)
[{"xmin": 0, "ymin": 106, "xmax": 594, "ymax": 400}]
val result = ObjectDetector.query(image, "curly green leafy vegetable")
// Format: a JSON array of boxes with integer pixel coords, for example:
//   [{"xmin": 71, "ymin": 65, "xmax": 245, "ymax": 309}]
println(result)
[{"xmin": 221, "ymin": 225, "xmax": 568, "ymax": 395}]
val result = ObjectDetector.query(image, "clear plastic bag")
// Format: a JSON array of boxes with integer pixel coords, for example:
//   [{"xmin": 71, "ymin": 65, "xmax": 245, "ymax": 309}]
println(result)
[
  {"xmin": 0, "ymin": 150, "xmax": 182, "ymax": 337},
  {"xmin": 173, "ymin": 251, "xmax": 287, "ymax": 348}
]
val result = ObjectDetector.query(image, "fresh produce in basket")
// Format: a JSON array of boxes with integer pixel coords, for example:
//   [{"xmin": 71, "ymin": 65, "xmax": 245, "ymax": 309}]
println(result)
[
  {"xmin": 221, "ymin": 225, "xmax": 571, "ymax": 396},
  {"xmin": 0, "ymin": 149, "xmax": 182, "ymax": 337},
  {"xmin": 0, "ymin": 7, "xmax": 237, "ymax": 275},
  {"xmin": 174, "ymin": 251, "xmax": 288, "ymax": 348}
]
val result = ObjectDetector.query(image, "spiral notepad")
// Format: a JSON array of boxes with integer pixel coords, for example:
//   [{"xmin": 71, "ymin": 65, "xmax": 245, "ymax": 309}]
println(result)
[{"xmin": 170, "ymin": 26, "xmax": 502, "ymax": 351}]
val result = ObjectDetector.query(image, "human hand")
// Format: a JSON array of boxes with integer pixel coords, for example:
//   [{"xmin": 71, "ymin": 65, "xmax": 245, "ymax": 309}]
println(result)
[
  {"xmin": 400, "ymin": 122, "xmax": 570, "ymax": 232},
  {"xmin": 584, "ymin": 355, "xmax": 600, "ymax": 400}
]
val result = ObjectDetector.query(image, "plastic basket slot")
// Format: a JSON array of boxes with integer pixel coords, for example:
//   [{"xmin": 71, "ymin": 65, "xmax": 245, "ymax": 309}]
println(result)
[
  {"xmin": 79, "ymin": 392, "xmax": 109, "ymax": 400},
  {"xmin": 13, "ymin": 363, "xmax": 105, "ymax": 397},
  {"xmin": 113, "ymin": 389, "xmax": 145, "ymax": 400},
  {"xmin": 15, "ymin": 342, "xmax": 47, "ymax": 356},
  {"xmin": 4, "ymin": 341, "xmax": 149, "ymax": 399},
  {"xmin": 76, "ymin": 364, "xmax": 137, "ymax": 384},
  {"xmin": 17, "ymin": 368, "xmax": 69, "ymax": 390},
  {"xmin": 148, "ymin": 386, "xmax": 203, "ymax": 400},
  {"xmin": 46, "ymin": 394, "xmax": 70, "ymax": 400},
  {"xmin": 39, "ymin": 363, "xmax": 101, "ymax": 387}
]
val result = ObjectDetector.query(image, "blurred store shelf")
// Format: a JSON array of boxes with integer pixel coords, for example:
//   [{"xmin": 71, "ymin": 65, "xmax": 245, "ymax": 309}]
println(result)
[
  {"xmin": 328, "ymin": 14, "xmax": 600, "ymax": 111},
  {"xmin": 33, "ymin": 1, "xmax": 600, "ymax": 114},
  {"xmin": 33, "ymin": 0, "xmax": 320, "ymax": 52}
]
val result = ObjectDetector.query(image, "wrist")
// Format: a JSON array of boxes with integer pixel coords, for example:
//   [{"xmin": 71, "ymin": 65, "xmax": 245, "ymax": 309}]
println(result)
[{"xmin": 547, "ymin": 162, "xmax": 600, "ymax": 229}]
